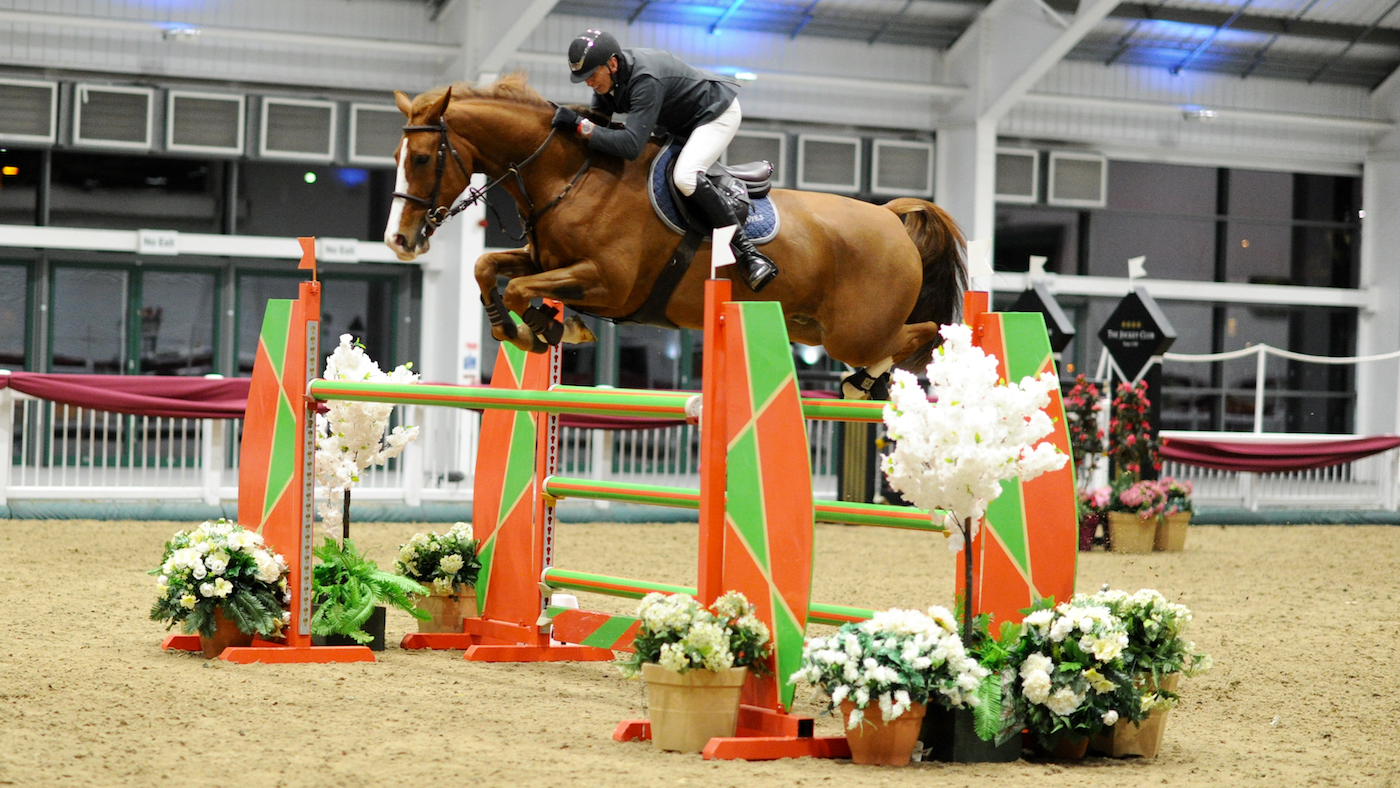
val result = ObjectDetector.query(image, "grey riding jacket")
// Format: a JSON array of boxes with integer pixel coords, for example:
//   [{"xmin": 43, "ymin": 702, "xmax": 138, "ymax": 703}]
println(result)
[{"xmin": 586, "ymin": 48, "xmax": 739, "ymax": 161}]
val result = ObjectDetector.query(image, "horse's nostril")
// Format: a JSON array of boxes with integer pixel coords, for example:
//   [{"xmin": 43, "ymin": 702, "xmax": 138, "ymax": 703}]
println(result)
[{"xmin": 394, "ymin": 234, "xmax": 409, "ymax": 249}]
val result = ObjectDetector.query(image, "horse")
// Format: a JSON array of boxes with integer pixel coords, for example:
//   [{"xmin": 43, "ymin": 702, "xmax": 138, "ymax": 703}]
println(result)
[{"xmin": 383, "ymin": 74, "xmax": 967, "ymax": 395}]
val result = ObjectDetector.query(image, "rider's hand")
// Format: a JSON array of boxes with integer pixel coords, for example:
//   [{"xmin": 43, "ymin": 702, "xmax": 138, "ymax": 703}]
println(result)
[
  {"xmin": 551, "ymin": 106, "xmax": 580, "ymax": 132},
  {"xmin": 577, "ymin": 118, "xmax": 595, "ymax": 139}
]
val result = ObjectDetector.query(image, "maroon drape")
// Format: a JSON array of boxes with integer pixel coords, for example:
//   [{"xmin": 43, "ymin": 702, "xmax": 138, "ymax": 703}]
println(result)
[
  {"xmin": 0, "ymin": 371, "xmax": 845, "ymax": 430},
  {"xmin": 0, "ymin": 372, "xmax": 252, "ymax": 419},
  {"xmin": 1160, "ymin": 435, "xmax": 1400, "ymax": 473}
]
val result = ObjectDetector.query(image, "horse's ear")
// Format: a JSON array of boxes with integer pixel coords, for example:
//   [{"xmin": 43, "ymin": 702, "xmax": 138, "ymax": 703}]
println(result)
[
  {"xmin": 426, "ymin": 87, "xmax": 452, "ymax": 121},
  {"xmin": 394, "ymin": 90, "xmax": 413, "ymax": 117}
]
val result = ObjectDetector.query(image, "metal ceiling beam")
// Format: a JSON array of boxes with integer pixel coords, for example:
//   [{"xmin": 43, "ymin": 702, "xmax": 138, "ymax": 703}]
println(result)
[
  {"xmin": 1170, "ymin": 0, "xmax": 1254, "ymax": 75},
  {"xmin": 473, "ymin": 0, "xmax": 562, "ymax": 76},
  {"xmin": 0, "ymin": 9, "xmax": 459, "ymax": 57},
  {"xmin": 628, "ymin": 1, "xmax": 653, "ymax": 24},
  {"xmin": 709, "ymin": 0, "xmax": 747, "ymax": 35},
  {"xmin": 1042, "ymin": 0, "xmax": 1400, "ymax": 47},
  {"xmin": 1019, "ymin": 91, "xmax": 1394, "ymax": 132},
  {"xmin": 790, "ymin": 0, "xmax": 822, "ymax": 38},
  {"xmin": 1307, "ymin": 0, "xmax": 1400, "ymax": 84},
  {"xmin": 867, "ymin": 0, "xmax": 914, "ymax": 44},
  {"xmin": 1240, "ymin": 0, "xmax": 1322, "ymax": 79}
]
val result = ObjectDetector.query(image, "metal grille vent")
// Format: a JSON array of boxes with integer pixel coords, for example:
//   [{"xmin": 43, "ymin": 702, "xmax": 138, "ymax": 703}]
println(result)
[
  {"xmin": 74, "ymin": 85, "xmax": 152, "ymax": 149},
  {"xmin": 0, "ymin": 79, "xmax": 56, "ymax": 142},
  {"xmin": 724, "ymin": 131, "xmax": 786, "ymax": 186},
  {"xmin": 261, "ymin": 98, "xmax": 336, "ymax": 161},
  {"xmin": 1048, "ymin": 152, "xmax": 1107, "ymax": 207},
  {"xmin": 797, "ymin": 135, "xmax": 861, "ymax": 193},
  {"xmin": 871, "ymin": 140, "xmax": 933, "ymax": 196},
  {"xmin": 996, "ymin": 148, "xmax": 1039, "ymax": 204},
  {"xmin": 349, "ymin": 104, "xmax": 403, "ymax": 165},
  {"xmin": 168, "ymin": 92, "xmax": 244, "ymax": 154}
]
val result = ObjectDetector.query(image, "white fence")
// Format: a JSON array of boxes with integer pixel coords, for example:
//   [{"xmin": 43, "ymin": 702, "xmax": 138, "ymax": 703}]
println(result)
[{"xmin": 0, "ymin": 387, "xmax": 841, "ymax": 509}]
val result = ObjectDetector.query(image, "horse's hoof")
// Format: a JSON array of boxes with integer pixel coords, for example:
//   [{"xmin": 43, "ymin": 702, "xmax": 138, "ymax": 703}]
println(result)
[{"xmin": 561, "ymin": 316, "xmax": 596, "ymax": 345}]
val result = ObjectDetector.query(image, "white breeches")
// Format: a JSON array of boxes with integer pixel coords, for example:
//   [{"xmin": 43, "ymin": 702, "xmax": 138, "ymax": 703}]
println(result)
[{"xmin": 672, "ymin": 98, "xmax": 742, "ymax": 197}]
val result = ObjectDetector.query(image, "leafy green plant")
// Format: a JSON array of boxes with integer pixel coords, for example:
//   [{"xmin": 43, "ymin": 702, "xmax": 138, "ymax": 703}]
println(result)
[
  {"xmin": 393, "ymin": 522, "xmax": 482, "ymax": 593},
  {"xmin": 1076, "ymin": 588, "xmax": 1210, "ymax": 710},
  {"xmin": 960, "ymin": 612, "xmax": 1025, "ymax": 745},
  {"xmin": 149, "ymin": 519, "xmax": 290, "ymax": 638},
  {"xmin": 311, "ymin": 537, "xmax": 429, "ymax": 644}
]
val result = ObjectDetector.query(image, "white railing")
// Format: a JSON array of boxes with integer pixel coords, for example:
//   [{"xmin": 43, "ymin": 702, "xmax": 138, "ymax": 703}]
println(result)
[{"xmin": 1, "ymin": 388, "xmax": 842, "ymax": 508}]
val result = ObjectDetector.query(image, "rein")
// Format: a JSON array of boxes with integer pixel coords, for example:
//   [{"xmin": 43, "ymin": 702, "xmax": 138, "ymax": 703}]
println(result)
[{"xmin": 394, "ymin": 113, "xmax": 591, "ymax": 255}]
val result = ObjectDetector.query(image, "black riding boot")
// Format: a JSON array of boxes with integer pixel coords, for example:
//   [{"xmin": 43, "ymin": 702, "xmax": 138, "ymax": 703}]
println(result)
[{"xmin": 688, "ymin": 178, "xmax": 778, "ymax": 292}]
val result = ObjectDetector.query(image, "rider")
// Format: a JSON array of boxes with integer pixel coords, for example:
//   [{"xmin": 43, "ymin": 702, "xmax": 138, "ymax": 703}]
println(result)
[{"xmin": 550, "ymin": 29, "xmax": 778, "ymax": 293}]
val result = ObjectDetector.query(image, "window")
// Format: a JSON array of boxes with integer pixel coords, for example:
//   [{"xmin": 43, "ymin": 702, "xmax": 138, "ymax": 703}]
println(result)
[
  {"xmin": 994, "ymin": 207, "xmax": 1080, "ymax": 274},
  {"xmin": 49, "ymin": 152, "xmax": 224, "ymax": 233},
  {"xmin": 237, "ymin": 273, "xmax": 396, "ymax": 375},
  {"xmin": 797, "ymin": 135, "xmax": 861, "ymax": 193},
  {"xmin": 260, "ymin": 98, "xmax": 336, "ymax": 162},
  {"xmin": 617, "ymin": 325, "xmax": 684, "ymax": 390},
  {"xmin": 724, "ymin": 131, "xmax": 786, "ymax": 187},
  {"xmin": 50, "ymin": 267, "xmax": 129, "ymax": 374},
  {"xmin": 73, "ymin": 85, "xmax": 154, "ymax": 151},
  {"xmin": 139, "ymin": 271, "xmax": 217, "ymax": 375},
  {"xmin": 0, "ymin": 263, "xmax": 27, "ymax": 368},
  {"xmin": 167, "ymin": 91, "xmax": 245, "ymax": 156},
  {"xmin": 0, "ymin": 148, "xmax": 41, "ymax": 226},
  {"xmin": 238, "ymin": 161, "xmax": 383, "ymax": 241}
]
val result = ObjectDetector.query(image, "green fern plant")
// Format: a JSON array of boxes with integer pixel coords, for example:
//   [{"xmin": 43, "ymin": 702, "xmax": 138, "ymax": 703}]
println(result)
[
  {"xmin": 966, "ymin": 611, "xmax": 1033, "ymax": 746},
  {"xmin": 311, "ymin": 537, "xmax": 429, "ymax": 644}
]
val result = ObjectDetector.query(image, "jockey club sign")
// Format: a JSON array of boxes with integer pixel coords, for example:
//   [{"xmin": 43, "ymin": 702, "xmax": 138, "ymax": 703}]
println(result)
[{"xmin": 1097, "ymin": 287, "xmax": 1177, "ymax": 380}]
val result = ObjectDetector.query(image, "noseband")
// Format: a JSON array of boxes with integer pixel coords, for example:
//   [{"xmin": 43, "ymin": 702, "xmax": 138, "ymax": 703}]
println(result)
[{"xmin": 393, "ymin": 114, "xmax": 585, "ymax": 254}]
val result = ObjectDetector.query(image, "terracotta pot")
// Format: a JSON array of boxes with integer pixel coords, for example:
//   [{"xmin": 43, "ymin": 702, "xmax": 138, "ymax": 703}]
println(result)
[
  {"xmin": 199, "ymin": 607, "xmax": 253, "ymax": 659},
  {"xmin": 1107, "ymin": 511, "xmax": 1156, "ymax": 554},
  {"xmin": 1090, "ymin": 673, "xmax": 1181, "ymax": 758},
  {"xmin": 415, "ymin": 586, "xmax": 478, "ymax": 633},
  {"xmin": 839, "ymin": 700, "xmax": 928, "ymax": 766},
  {"xmin": 1154, "ymin": 512, "xmax": 1191, "ymax": 552},
  {"xmin": 641, "ymin": 663, "xmax": 747, "ymax": 753}
]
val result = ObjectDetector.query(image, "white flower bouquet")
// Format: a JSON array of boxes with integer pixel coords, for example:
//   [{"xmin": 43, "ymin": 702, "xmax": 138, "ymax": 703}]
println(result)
[
  {"xmin": 791, "ymin": 606, "xmax": 989, "ymax": 729},
  {"xmin": 618, "ymin": 591, "xmax": 772, "ymax": 678},
  {"xmin": 149, "ymin": 519, "xmax": 291, "ymax": 638},
  {"xmin": 1077, "ymin": 588, "xmax": 1211, "ymax": 709},
  {"xmin": 315, "ymin": 334, "xmax": 420, "ymax": 537},
  {"xmin": 393, "ymin": 522, "xmax": 482, "ymax": 594},
  {"xmin": 1007, "ymin": 601, "xmax": 1143, "ymax": 747}
]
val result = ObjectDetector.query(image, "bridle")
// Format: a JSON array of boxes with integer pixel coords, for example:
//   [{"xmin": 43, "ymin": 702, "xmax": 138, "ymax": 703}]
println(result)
[{"xmin": 393, "ymin": 111, "xmax": 592, "ymax": 255}]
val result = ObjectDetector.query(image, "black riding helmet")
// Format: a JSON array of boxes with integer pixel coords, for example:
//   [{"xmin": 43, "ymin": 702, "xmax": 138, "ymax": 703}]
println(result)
[{"xmin": 568, "ymin": 29, "xmax": 622, "ymax": 83}]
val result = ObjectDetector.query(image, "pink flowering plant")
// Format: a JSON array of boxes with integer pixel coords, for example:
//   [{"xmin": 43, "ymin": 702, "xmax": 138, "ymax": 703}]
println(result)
[
  {"xmin": 1064, "ymin": 375, "xmax": 1105, "ymax": 482},
  {"xmin": 1108, "ymin": 380, "xmax": 1159, "ymax": 479},
  {"xmin": 1162, "ymin": 477, "xmax": 1194, "ymax": 515},
  {"xmin": 1112, "ymin": 478, "xmax": 1167, "ymax": 520}
]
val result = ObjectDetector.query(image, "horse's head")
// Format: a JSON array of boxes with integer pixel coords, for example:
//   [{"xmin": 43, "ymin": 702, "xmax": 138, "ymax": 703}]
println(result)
[{"xmin": 383, "ymin": 87, "xmax": 478, "ymax": 261}]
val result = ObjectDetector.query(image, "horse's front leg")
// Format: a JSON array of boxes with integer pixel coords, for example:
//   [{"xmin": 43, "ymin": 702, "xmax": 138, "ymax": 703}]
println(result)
[
  {"xmin": 499, "ymin": 260, "xmax": 611, "ymax": 353},
  {"xmin": 475, "ymin": 248, "xmax": 540, "ymax": 349}
]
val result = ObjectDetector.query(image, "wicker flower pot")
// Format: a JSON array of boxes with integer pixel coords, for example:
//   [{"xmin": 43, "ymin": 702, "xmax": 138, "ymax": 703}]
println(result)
[
  {"xmin": 199, "ymin": 607, "xmax": 253, "ymax": 659},
  {"xmin": 1107, "ymin": 512, "xmax": 1156, "ymax": 554},
  {"xmin": 641, "ymin": 663, "xmax": 747, "ymax": 752},
  {"xmin": 839, "ymin": 700, "xmax": 928, "ymax": 766},
  {"xmin": 1090, "ymin": 673, "xmax": 1181, "ymax": 758},
  {"xmin": 1154, "ymin": 512, "xmax": 1191, "ymax": 552},
  {"xmin": 415, "ymin": 586, "xmax": 478, "ymax": 633}
]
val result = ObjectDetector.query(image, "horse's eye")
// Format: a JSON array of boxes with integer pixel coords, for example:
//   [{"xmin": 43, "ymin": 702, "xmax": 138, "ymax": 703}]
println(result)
[{"xmin": 413, "ymin": 154, "xmax": 431, "ymax": 167}]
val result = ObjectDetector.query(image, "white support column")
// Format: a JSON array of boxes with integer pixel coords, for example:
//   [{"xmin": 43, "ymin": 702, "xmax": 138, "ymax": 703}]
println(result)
[
  {"xmin": 1357, "ymin": 71, "xmax": 1400, "ymax": 436},
  {"xmin": 0, "ymin": 376, "xmax": 12, "ymax": 508},
  {"xmin": 444, "ymin": 0, "xmax": 560, "ymax": 84}
]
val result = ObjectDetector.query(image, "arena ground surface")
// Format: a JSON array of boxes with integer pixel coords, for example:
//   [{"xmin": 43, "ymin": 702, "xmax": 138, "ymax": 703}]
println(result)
[{"xmin": 1, "ymin": 519, "xmax": 1395, "ymax": 787}]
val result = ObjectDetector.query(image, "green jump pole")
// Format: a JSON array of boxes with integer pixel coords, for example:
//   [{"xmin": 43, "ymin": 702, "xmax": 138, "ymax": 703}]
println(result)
[
  {"xmin": 542, "ymin": 476, "xmax": 946, "ymax": 532},
  {"xmin": 540, "ymin": 568, "xmax": 874, "ymax": 627}
]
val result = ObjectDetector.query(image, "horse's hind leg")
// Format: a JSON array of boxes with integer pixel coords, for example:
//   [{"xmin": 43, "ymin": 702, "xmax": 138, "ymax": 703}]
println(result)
[{"xmin": 839, "ymin": 321, "xmax": 946, "ymax": 400}]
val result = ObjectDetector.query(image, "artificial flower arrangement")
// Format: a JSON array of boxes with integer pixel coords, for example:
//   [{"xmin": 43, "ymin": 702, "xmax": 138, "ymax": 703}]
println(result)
[
  {"xmin": 1005, "ymin": 600, "xmax": 1144, "ymax": 751},
  {"xmin": 394, "ymin": 522, "xmax": 482, "ymax": 593},
  {"xmin": 1064, "ymin": 374, "xmax": 1106, "ymax": 477},
  {"xmin": 880, "ymin": 322, "xmax": 1067, "ymax": 636},
  {"xmin": 1108, "ymin": 380, "xmax": 1160, "ymax": 479},
  {"xmin": 1078, "ymin": 588, "xmax": 1211, "ymax": 698},
  {"xmin": 792, "ymin": 606, "xmax": 989, "ymax": 730},
  {"xmin": 1111, "ymin": 476, "xmax": 1167, "ymax": 521},
  {"xmin": 619, "ymin": 591, "xmax": 772, "ymax": 678},
  {"xmin": 150, "ymin": 518, "xmax": 291, "ymax": 639},
  {"xmin": 314, "ymin": 334, "xmax": 420, "ymax": 538},
  {"xmin": 1077, "ymin": 485, "xmax": 1112, "ymax": 551}
]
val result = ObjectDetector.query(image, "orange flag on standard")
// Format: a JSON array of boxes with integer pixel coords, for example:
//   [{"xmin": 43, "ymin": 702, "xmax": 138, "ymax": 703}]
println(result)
[{"xmin": 297, "ymin": 237, "xmax": 317, "ymax": 279}]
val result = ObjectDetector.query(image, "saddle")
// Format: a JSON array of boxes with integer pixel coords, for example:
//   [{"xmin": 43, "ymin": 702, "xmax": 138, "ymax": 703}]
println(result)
[{"xmin": 648, "ymin": 137, "xmax": 780, "ymax": 243}]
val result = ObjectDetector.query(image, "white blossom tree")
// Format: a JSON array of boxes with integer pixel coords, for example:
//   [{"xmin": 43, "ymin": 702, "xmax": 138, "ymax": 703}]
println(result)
[
  {"xmin": 881, "ymin": 322, "xmax": 1067, "ymax": 635},
  {"xmin": 315, "ymin": 334, "xmax": 420, "ymax": 539}
]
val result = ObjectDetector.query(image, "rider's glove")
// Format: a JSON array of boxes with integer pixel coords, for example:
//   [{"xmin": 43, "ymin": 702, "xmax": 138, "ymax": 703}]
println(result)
[{"xmin": 551, "ymin": 106, "xmax": 580, "ymax": 132}]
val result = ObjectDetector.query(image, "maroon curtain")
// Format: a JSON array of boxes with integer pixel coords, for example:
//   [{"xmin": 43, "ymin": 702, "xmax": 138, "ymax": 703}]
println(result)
[
  {"xmin": 0, "ymin": 372, "xmax": 252, "ymax": 419},
  {"xmin": 1160, "ymin": 435, "xmax": 1400, "ymax": 473},
  {"xmin": 0, "ymin": 371, "xmax": 845, "ymax": 430}
]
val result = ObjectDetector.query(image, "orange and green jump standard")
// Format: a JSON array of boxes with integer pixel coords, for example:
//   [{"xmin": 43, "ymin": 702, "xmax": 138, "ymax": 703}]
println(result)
[{"xmin": 180, "ymin": 248, "xmax": 1078, "ymax": 757}]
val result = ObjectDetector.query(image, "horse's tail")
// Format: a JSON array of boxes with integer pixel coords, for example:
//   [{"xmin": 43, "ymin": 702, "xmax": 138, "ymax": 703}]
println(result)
[{"xmin": 885, "ymin": 198, "xmax": 968, "ymax": 367}]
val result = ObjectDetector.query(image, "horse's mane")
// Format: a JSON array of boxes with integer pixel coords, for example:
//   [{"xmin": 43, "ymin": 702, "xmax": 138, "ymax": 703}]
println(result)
[{"xmin": 411, "ymin": 73, "xmax": 551, "ymax": 113}]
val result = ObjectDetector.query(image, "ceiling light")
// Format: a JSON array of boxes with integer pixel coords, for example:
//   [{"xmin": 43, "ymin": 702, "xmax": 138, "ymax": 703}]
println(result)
[{"xmin": 1182, "ymin": 108, "xmax": 1216, "ymax": 121}]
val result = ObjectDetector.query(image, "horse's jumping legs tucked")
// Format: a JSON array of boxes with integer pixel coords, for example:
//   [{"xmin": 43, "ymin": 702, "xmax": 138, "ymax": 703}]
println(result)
[{"xmin": 475, "ymin": 249, "xmax": 597, "ymax": 352}]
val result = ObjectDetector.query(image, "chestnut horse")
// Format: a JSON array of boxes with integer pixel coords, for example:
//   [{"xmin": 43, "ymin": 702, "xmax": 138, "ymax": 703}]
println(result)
[{"xmin": 383, "ymin": 75, "xmax": 966, "ymax": 388}]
